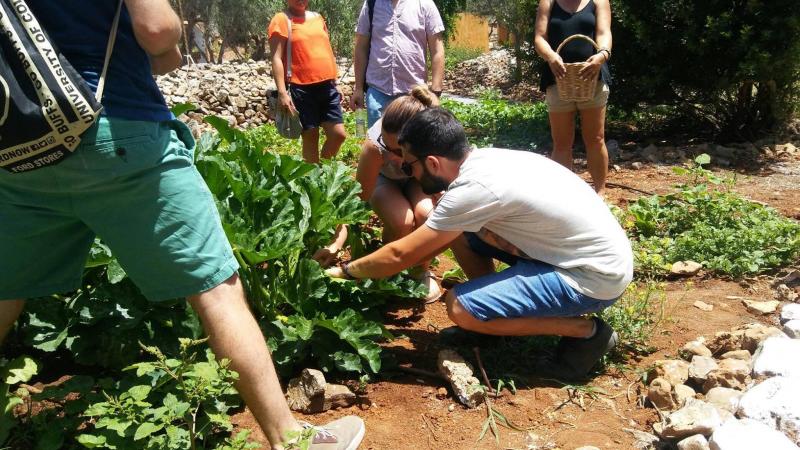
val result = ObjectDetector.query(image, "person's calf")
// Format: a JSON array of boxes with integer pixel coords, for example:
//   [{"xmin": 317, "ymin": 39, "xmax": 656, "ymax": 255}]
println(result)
[{"xmin": 0, "ymin": 299, "xmax": 25, "ymax": 346}]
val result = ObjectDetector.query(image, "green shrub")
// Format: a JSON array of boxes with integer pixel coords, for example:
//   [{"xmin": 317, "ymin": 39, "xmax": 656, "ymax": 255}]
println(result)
[
  {"xmin": 611, "ymin": 0, "xmax": 800, "ymax": 138},
  {"xmin": 621, "ymin": 154, "xmax": 800, "ymax": 277},
  {"xmin": 442, "ymin": 90, "xmax": 550, "ymax": 150}
]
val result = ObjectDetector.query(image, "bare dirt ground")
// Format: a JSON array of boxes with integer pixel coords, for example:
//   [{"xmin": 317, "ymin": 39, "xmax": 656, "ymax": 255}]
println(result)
[{"xmin": 232, "ymin": 155, "xmax": 800, "ymax": 450}]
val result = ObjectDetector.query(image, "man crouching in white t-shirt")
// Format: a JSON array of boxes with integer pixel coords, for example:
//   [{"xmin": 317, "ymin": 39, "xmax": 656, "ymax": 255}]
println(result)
[{"xmin": 326, "ymin": 108, "xmax": 634, "ymax": 380}]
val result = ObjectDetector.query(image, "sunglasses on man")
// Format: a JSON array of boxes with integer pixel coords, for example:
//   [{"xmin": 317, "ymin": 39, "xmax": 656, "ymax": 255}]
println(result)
[{"xmin": 377, "ymin": 134, "xmax": 420, "ymax": 177}]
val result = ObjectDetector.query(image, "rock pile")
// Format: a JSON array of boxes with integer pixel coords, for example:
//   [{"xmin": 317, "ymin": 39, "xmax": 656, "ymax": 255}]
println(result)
[
  {"xmin": 284, "ymin": 368, "xmax": 357, "ymax": 414},
  {"xmin": 155, "ymin": 59, "xmax": 356, "ymax": 132},
  {"xmin": 643, "ymin": 318, "xmax": 800, "ymax": 449}
]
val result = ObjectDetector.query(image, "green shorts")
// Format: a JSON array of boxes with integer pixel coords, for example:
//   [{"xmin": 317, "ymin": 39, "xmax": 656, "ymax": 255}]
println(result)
[{"xmin": 0, "ymin": 117, "xmax": 238, "ymax": 301}]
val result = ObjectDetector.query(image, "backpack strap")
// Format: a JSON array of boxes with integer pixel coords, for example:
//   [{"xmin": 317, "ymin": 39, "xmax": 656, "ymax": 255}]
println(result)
[
  {"xmin": 284, "ymin": 11, "xmax": 292, "ymax": 86},
  {"xmin": 95, "ymin": 0, "xmax": 123, "ymax": 103}
]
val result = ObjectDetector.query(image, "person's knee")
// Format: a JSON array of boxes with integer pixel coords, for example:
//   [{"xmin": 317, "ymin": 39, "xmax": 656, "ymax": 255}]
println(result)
[
  {"xmin": 329, "ymin": 126, "xmax": 346, "ymax": 143},
  {"xmin": 380, "ymin": 208, "xmax": 414, "ymax": 237},
  {"xmin": 412, "ymin": 202, "xmax": 432, "ymax": 227},
  {"xmin": 445, "ymin": 292, "xmax": 480, "ymax": 330}
]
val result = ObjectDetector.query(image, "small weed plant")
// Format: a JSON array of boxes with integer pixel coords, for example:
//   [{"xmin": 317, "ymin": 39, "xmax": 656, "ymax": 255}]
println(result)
[
  {"xmin": 621, "ymin": 154, "xmax": 800, "ymax": 277},
  {"xmin": 444, "ymin": 46, "xmax": 484, "ymax": 71},
  {"xmin": 600, "ymin": 281, "xmax": 667, "ymax": 359},
  {"xmin": 76, "ymin": 338, "xmax": 257, "ymax": 449}
]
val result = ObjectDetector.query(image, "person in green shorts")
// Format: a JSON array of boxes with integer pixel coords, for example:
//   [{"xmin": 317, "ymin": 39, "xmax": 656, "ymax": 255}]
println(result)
[{"xmin": 0, "ymin": 1, "xmax": 364, "ymax": 449}]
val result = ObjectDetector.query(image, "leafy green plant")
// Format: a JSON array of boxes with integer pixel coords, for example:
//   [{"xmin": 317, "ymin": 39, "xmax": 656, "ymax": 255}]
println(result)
[
  {"xmin": 621, "ymin": 154, "xmax": 800, "ymax": 277},
  {"xmin": 77, "ymin": 338, "xmax": 256, "ymax": 450},
  {"xmin": 0, "ymin": 356, "xmax": 38, "ymax": 444},
  {"xmin": 442, "ymin": 91, "xmax": 549, "ymax": 150},
  {"xmin": 196, "ymin": 116, "xmax": 426, "ymax": 374}
]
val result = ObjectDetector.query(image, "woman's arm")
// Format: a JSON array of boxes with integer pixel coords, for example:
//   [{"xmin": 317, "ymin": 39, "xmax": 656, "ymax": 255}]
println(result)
[
  {"xmin": 533, "ymin": 0, "xmax": 565, "ymax": 79},
  {"xmin": 579, "ymin": 0, "xmax": 612, "ymax": 80},
  {"xmin": 269, "ymin": 33, "xmax": 297, "ymax": 114},
  {"xmin": 356, "ymin": 141, "xmax": 383, "ymax": 201}
]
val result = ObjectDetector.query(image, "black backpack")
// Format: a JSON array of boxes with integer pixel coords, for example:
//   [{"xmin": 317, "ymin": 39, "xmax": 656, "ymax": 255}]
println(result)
[{"xmin": 0, "ymin": 0, "xmax": 122, "ymax": 173}]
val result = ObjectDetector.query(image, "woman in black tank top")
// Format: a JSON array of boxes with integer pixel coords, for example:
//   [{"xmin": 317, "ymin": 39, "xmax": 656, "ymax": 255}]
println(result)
[{"xmin": 534, "ymin": 0, "xmax": 613, "ymax": 195}]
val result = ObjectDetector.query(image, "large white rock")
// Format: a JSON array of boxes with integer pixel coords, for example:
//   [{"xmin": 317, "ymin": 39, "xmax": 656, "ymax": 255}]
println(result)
[
  {"xmin": 781, "ymin": 303, "xmax": 800, "ymax": 324},
  {"xmin": 690, "ymin": 356, "xmax": 719, "ymax": 383},
  {"xmin": 649, "ymin": 359, "xmax": 691, "ymax": 386},
  {"xmin": 784, "ymin": 320, "xmax": 800, "ymax": 339},
  {"xmin": 752, "ymin": 337, "xmax": 800, "ymax": 378},
  {"xmin": 709, "ymin": 419, "xmax": 797, "ymax": 450},
  {"xmin": 682, "ymin": 339, "xmax": 713, "ymax": 359},
  {"xmin": 678, "ymin": 434, "xmax": 710, "ymax": 450},
  {"xmin": 742, "ymin": 299, "xmax": 780, "ymax": 315},
  {"xmin": 661, "ymin": 399, "xmax": 723, "ymax": 439},
  {"xmin": 737, "ymin": 376, "xmax": 800, "ymax": 445},
  {"xmin": 705, "ymin": 387, "xmax": 742, "ymax": 415}
]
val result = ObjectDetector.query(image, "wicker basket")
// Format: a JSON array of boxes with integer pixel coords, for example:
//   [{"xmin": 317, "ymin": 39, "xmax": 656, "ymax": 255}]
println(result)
[{"xmin": 554, "ymin": 34, "xmax": 600, "ymax": 102}]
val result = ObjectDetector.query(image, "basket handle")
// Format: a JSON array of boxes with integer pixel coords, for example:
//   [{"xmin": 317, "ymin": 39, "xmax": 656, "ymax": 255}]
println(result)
[{"xmin": 555, "ymin": 34, "xmax": 600, "ymax": 56}]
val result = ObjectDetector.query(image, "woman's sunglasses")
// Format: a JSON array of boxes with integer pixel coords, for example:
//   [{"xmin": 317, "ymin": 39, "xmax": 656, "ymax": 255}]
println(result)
[{"xmin": 377, "ymin": 135, "xmax": 403, "ymax": 157}]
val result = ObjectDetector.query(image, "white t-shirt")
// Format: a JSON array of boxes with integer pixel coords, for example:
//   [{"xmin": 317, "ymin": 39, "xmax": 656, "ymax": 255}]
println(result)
[{"xmin": 426, "ymin": 148, "xmax": 633, "ymax": 300}]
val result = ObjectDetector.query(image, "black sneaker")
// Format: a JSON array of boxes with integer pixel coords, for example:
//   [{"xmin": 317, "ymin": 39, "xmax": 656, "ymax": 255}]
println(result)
[
  {"xmin": 534, "ymin": 317, "xmax": 618, "ymax": 381},
  {"xmin": 438, "ymin": 326, "xmax": 501, "ymax": 347}
]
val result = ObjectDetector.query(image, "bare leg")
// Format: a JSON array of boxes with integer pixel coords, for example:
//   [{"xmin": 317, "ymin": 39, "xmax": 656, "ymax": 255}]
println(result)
[
  {"xmin": 369, "ymin": 181, "xmax": 414, "ymax": 243},
  {"xmin": 187, "ymin": 275, "xmax": 300, "ymax": 449},
  {"xmin": 319, "ymin": 122, "xmax": 346, "ymax": 160},
  {"xmin": 548, "ymin": 110, "xmax": 577, "ymax": 170},
  {"xmin": 301, "ymin": 128, "xmax": 320, "ymax": 164},
  {"xmin": 579, "ymin": 106, "xmax": 609, "ymax": 195},
  {"xmin": 445, "ymin": 291, "xmax": 593, "ymax": 338},
  {"xmin": 405, "ymin": 180, "xmax": 438, "ymax": 270},
  {"xmin": 449, "ymin": 234, "xmax": 495, "ymax": 280},
  {"xmin": 0, "ymin": 299, "xmax": 25, "ymax": 346}
]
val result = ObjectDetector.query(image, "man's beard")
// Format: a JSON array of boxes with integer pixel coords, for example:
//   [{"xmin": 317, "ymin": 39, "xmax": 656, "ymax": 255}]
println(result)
[{"xmin": 419, "ymin": 166, "xmax": 450, "ymax": 195}]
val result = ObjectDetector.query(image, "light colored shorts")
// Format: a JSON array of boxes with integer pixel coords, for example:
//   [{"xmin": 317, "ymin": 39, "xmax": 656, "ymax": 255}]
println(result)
[
  {"xmin": 545, "ymin": 81, "xmax": 610, "ymax": 113},
  {"xmin": 0, "ymin": 117, "xmax": 238, "ymax": 301},
  {"xmin": 453, "ymin": 233, "xmax": 616, "ymax": 321}
]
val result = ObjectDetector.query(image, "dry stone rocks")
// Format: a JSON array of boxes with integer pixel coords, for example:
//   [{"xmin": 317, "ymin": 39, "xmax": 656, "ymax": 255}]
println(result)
[
  {"xmin": 742, "ymin": 299, "xmax": 780, "ymax": 315},
  {"xmin": 704, "ymin": 387, "xmax": 742, "ymax": 415},
  {"xmin": 677, "ymin": 434, "xmax": 710, "ymax": 450},
  {"xmin": 671, "ymin": 261, "xmax": 703, "ymax": 277},
  {"xmin": 709, "ymin": 419, "xmax": 798, "ymax": 450},
  {"xmin": 784, "ymin": 320, "xmax": 800, "ymax": 338},
  {"xmin": 681, "ymin": 339, "xmax": 713, "ymax": 359},
  {"xmin": 649, "ymin": 360, "xmax": 691, "ymax": 386},
  {"xmin": 689, "ymin": 356, "xmax": 718, "ymax": 383},
  {"xmin": 752, "ymin": 337, "xmax": 800, "ymax": 378},
  {"xmin": 694, "ymin": 301, "xmax": 714, "ymax": 312},
  {"xmin": 719, "ymin": 350, "xmax": 750, "ymax": 361},
  {"xmin": 782, "ymin": 303, "xmax": 800, "ymax": 323},
  {"xmin": 740, "ymin": 323, "xmax": 786, "ymax": 353},
  {"xmin": 776, "ymin": 284, "xmax": 799, "ymax": 303},
  {"xmin": 648, "ymin": 377, "xmax": 676, "ymax": 410},
  {"xmin": 674, "ymin": 384, "xmax": 697, "ymax": 408},
  {"xmin": 437, "ymin": 349, "xmax": 485, "ymax": 408},
  {"xmin": 624, "ymin": 428, "xmax": 663, "ymax": 450},
  {"xmin": 702, "ymin": 359, "xmax": 751, "ymax": 392},
  {"xmin": 284, "ymin": 368, "xmax": 356, "ymax": 413},
  {"xmin": 737, "ymin": 376, "xmax": 800, "ymax": 445},
  {"xmin": 661, "ymin": 399, "xmax": 723, "ymax": 439},
  {"xmin": 708, "ymin": 331, "xmax": 744, "ymax": 355}
]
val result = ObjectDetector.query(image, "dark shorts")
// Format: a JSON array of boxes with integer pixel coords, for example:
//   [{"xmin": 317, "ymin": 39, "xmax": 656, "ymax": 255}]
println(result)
[
  {"xmin": 453, "ymin": 233, "xmax": 617, "ymax": 321},
  {"xmin": 289, "ymin": 80, "xmax": 343, "ymax": 130}
]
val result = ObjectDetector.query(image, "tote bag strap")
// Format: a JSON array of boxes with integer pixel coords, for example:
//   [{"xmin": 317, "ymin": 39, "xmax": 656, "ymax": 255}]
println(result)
[
  {"xmin": 284, "ymin": 11, "xmax": 292, "ymax": 86},
  {"xmin": 95, "ymin": 0, "xmax": 124, "ymax": 102}
]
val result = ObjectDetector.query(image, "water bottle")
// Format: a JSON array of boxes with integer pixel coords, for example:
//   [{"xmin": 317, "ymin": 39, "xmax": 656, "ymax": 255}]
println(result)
[{"xmin": 355, "ymin": 109, "xmax": 367, "ymax": 138}]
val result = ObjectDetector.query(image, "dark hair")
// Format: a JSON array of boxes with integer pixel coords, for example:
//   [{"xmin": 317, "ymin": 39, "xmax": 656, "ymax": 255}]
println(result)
[
  {"xmin": 382, "ymin": 85, "xmax": 439, "ymax": 134},
  {"xmin": 398, "ymin": 108, "xmax": 469, "ymax": 160}
]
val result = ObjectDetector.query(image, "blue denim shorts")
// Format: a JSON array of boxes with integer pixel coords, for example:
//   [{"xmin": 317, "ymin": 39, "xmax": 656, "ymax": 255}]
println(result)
[
  {"xmin": 453, "ymin": 233, "xmax": 616, "ymax": 321},
  {"xmin": 365, "ymin": 86, "xmax": 401, "ymax": 127}
]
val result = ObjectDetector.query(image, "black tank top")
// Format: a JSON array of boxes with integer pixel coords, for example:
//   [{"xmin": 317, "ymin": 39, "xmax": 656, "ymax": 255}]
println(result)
[{"xmin": 539, "ymin": 0, "xmax": 611, "ymax": 91}]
